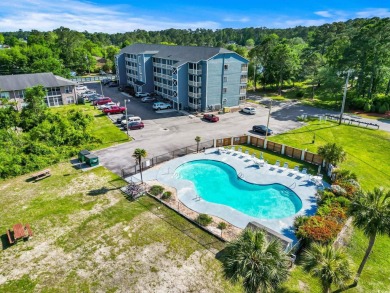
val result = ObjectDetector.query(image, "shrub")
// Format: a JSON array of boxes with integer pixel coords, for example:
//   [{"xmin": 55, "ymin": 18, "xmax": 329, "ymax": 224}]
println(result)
[
  {"xmin": 149, "ymin": 185, "xmax": 164, "ymax": 196},
  {"xmin": 297, "ymin": 215, "xmax": 342, "ymax": 243},
  {"xmin": 363, "ymin": 102, "xmax": 371, "ymax": 112},
  {"xmin": 161, "ymin": 191, "xmax": 172, "ymax": 200},
  {"xmin": 293, "ymin": 215, "xmax": 309, "ymax": 230},
  {"xmin": 350, "ymin": 97, "xmax": 366, "ymax": 110},
  {"xmin": 317, "ymin": 190, "xmax": 335, "ymax": 205},
  {"xmin": 334, "ymin": 196, "xmax": 351, "ymax": 208},
  {"xmin": 196, "ymin": 214, "xmax": 213, "ymax": 226},
  {"xmin": 378, "ymin": 104, "xmax": 388, "ymax": 114}
]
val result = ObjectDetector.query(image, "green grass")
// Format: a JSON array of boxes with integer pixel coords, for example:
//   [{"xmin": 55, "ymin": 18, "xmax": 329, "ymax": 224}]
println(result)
[
  {"xmin": 50, "ymin": 103, "xmax": 129, "ymax": 149},
  {"xmin": 0, "ymin": 163, "xmax": 241, "ymax": 292},
  {"xmin": 268, "ymin": 120, "xmax": 390, "ymax": 190}
]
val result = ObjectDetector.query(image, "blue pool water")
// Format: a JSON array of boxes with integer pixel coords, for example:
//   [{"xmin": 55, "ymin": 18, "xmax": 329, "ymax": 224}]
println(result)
[{"xmin": 175, "ymin": 160, "xmax": 302, "ymax": 219}]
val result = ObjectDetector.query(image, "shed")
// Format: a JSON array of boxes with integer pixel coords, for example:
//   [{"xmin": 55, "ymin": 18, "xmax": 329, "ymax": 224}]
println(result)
[
  {"xmin": 85, "ymin": 154, "xmax": 99, "ymax": 167},
  {"xmin": 78, "ymin": 150, "xmax": 90, "ymax": 162}
]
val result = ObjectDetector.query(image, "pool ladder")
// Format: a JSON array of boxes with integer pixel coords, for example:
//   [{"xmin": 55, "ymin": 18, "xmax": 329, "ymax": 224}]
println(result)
[
  {"xmin": 289, "ymin": 182, "xmax": 296, "ymax": 189},
  {"xmin": 238, "ymin": 172, "xmax": 244, "ymax": 179}
]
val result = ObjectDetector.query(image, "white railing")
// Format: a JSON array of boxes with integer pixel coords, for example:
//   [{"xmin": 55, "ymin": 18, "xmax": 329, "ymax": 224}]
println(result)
[
  {"xmin": 188, "ymin": 80, "xmax": 201, "ymax": 87},
  {"xmin": 188, "ymin": 68, "xmax": 202, "ymax": 75},
  {"xmin": 188, "ymin": 92, "xmax": 201, "ymax": 98},
  {"xmin": 188, "ymin": 102, "xmax": 201, "ymax": 110}
]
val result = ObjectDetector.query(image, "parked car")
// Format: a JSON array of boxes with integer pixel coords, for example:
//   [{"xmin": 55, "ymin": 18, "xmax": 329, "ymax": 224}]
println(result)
[
  {"xmin": 99, "ymin": 70, "xmax": 106, "ymax": 75},
  {"xmin": 108, "ymin": 81, "xmax": 118, "ymax": 87},
  {"xmin": 103, "ymin": 105, "xmax": 126, "ymax": 114},
  {"xmin": 125, "ymin": 121, "xmax": 145, "ymax": 130},
  {"xmin": 87, "ymin": 94, "xmax": 103, "ymax": 102},
  {"xmin": 242, "ymin": 107, "xmax": 257, "ymax": 115},
  {"xmin": 153, "ymin": 102, "xmax": 171, "ymax": 110},
  {"xmin": 101, "ymin": 78, "xmax": 111, "ymax": 85},
  {"xmin": 93, "ymin": 97, "xmax": 112, "ymax": 106},
  {"xmin": 97, "ymin": 102, "xmax": 116, "ymax": 110},
  {"xmin": 116, "ymin": 114, "xmax": 135, "ymax": 124},
  {"xmin": 252, "ymin": 125, "xmax": 273, "ymax": 135},
  {"xmin": 135, "ymin": 92, "xmax": 149, "ymax": 98},
  {"xmin": 141, "ymin": 96, "xmax": 157, "ymax": 103},
  {"xmin": 203, "ymin": 114, "xmax": 219, "ymax": 122},
  {"xmin": 121, "ymin": 116, "xmax": 142, "ymax": 126}
]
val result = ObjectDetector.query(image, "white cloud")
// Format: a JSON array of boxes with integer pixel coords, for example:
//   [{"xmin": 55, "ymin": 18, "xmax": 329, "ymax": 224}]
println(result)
[
  {"xmin": 0, "ymin": 0, "xmax": 221, "ymax": 32},
  {"xmin": 355, "ymin": 8, "xmax": 390, "ymax": 18},
  {"xmin": 223, "ymin": 17, "xmax": 250, "ymax": 23},
  {"xmin": 314, "ymin": 10, "xmax": 333, "ymax": 18}
]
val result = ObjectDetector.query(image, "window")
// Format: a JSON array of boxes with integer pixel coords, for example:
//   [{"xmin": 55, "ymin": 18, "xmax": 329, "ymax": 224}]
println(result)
[
  {"xmin": 224, "ymin": 64, "xmax": 229, "ymax": 70},
  {"xmin": 223, "ymin": 88, "xmax": 227, "ymax": 94},
  {"xmin": 0, "ymin": 91, "xmax": 10, "ymax": 99},
  {"xmin": 223, "ymin": 76, "xmax": 228, "ymax": 82}
]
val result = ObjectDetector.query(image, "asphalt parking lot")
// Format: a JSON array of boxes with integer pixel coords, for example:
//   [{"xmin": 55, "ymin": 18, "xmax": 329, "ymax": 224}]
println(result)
[{"xmin": 83, "ymin": 81, "xmax": 390, "ymax": 176}]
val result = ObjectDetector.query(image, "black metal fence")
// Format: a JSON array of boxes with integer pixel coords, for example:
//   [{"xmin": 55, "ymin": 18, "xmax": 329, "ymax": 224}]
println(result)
[
  {"xmin": 325, "ymin": 114, "xmax": 380, "ymax": 129},
  {"xmin": 121, "ymin": 140, "xmax": 214, "ymax": 178}
]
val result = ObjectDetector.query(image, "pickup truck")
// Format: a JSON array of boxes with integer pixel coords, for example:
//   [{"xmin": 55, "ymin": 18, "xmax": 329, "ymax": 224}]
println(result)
[{"xmin": 103, "ymin": 105, "xmax": 126, "ymax": 114}]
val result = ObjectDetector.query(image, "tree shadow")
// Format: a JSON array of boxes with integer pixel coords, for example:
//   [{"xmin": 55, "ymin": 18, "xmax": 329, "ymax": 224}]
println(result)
[{"xmin": 87, "ymin": 186, "xmax": 119, "ymax": 196}]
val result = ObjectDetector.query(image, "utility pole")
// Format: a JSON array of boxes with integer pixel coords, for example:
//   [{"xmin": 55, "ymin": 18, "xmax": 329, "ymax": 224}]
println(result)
[
  {"xmin": 124, "ymin": 99, "xmax": 130, "ymax": 137},
  {"xmin": 100, "ymin": 81, "xmax": 104, "ymax": 97},
  {"xmin": 265, "ymin": 99, "xmax": 272, "ymax": 139},
  {"xmin": 339, "ymin": 69, "xmax": 352, "ymax": 125}
]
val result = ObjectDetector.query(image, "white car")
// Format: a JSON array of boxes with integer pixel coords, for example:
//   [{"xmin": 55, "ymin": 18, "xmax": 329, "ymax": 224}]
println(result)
[
  {"xmin": 97, "ymin": 102, "xmax": 116, "ymax": 110},
  {"xmin": 242, "ymin": 107, "xmax": 257, "ymax": 115},
  {"xmin": 135, "ymin": 92, "xmax": 149, "ymax": 98},
  {"xmin": 153, "ymin": 102, "xmax": 171, "ymax": 110}
]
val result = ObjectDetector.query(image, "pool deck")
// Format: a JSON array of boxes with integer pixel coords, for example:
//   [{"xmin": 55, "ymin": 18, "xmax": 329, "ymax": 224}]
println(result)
[{"xmin": 127, "ymin": 148, "xmax": 327, "ymax": 243}]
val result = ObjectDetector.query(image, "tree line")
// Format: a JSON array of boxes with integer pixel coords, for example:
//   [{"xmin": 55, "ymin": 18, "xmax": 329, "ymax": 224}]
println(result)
[{"xmin": 1, "ymin": 17, "xmax": 389, "ymax": 112}]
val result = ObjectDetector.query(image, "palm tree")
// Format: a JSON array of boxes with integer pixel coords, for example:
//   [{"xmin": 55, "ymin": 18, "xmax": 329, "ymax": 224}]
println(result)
[
  {"xmin": 222, "ymin": 228, "xmax": 289, "ymax": 293},
  {"xmin": 195, "ymin": 136, "xmax": 201, "ymax": 153},
  {"xmin": 301, "ymin": 243, "xmax": 351, "ymax": 293},
  {"xmin": 348, "ymin": 188, "xmax": 390, "ymax": 284},
  {"xmin": 132, "ymin": 148, "xmax": 147, "ymax": 183},
  {"xmin": 217, "ymin": 222, "xmax": 227, "ymax": 238},
  {"xmin": 318, "ymin": 142, "xmax": 347, "ymax": 169}
]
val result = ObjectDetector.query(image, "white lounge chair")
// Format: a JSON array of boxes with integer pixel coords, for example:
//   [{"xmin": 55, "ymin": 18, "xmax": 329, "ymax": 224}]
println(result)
[
  {"xmin": 301, "ymin": 168, "xmax": 308, "ymax": 177},
  {"xmin": 275, "ymin": 160, "xmax": 280, "ymax": 167},
  {"xmin": 282, "ymin": 162, "xmax": 288, "ymax": 169},
  {"xmin": 293, "ymin": 166, "xmax": 299, "ymax": 173}
]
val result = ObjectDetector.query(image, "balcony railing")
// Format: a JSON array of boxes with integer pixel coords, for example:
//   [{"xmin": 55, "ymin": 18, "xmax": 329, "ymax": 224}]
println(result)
[
  {"xmin": 188, "ymin": 68, "xmax": 202, "ymax": 75},
  {"xmin": 188, "ymin": 102, "xmax": 201, "ymax": 110},
  {"xmin": 239, "ymin": 90, "xmax": 247, "ymax": 95},
  {"xmin": 188, "ymin": 92, "xmax": 201, "ymax": 98},
  {"xmin": 188, "ymin": 80, "xmax": 201, "ymax": 87},
  {"xmin": 240, "ymin": 78, "xmax": 248, "ymax": 83},
  {"xmin": 241, "ymin": 65, "xmax": 248, "ymax": 73}
]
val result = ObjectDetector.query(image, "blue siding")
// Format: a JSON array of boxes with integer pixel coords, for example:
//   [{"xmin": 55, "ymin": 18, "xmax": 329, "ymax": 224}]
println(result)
[
  {"xmin": 143, "ymin": 54, "xmax": 154, "ymax": 93},
  {"xmin": 177, "ymin": 64, "xmax": 188, "ymax": 110},
  {"xmin": 116, "ymin": 54, "xmax": 127, "ymax": 85}
]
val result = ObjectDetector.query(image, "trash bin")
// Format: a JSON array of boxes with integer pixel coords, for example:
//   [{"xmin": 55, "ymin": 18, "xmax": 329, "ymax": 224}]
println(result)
[
  {"xmin": 223, "ymin": 107, "xmax": 231, "ymax": 113},
  {"xmin": 85, "ymin": 154, "xmax": 99, "ymax": 167},
  {"xmin": 78, "ymin": 150, "xmax": 90, "ymax": 163}
]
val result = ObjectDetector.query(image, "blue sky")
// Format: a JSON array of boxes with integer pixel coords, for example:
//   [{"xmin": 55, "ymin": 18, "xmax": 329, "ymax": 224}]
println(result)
[{"xmin": 0, "ymin": 0, "xmax": 389, "ymax": 33}]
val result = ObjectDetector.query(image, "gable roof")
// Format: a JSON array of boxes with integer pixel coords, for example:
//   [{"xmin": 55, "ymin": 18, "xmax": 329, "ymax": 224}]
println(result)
[
  {"xmin": 0, "ymin": 72, "xmax": 76, "ymax": 91},
  {"xmin": 119, "ymin": 44, "xmax": 246, "ymax": 65}
]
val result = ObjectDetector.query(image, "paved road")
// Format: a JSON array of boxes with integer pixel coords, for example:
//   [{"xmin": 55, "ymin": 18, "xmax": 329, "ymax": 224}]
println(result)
[{"xmin": 85, "ymin": 82, "xmax": 389, "ymax": 175}]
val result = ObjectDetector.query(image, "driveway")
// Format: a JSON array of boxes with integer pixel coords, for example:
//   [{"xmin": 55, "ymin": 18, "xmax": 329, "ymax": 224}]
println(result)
[{"xmin": 86, "ymin": 82, "xmax": 389, "ymax": 175}]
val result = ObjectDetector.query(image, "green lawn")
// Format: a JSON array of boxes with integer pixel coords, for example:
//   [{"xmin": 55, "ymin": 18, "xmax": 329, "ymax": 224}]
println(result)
[
  {"xmin": 0, "ymin": 164, "xmax": 241, "ymax": 292},
  {"xmin": 268, "ymin": 120, "xmax": 390, "ymax": 190},
  {"xmin": 50, "ymin": 103, "xmax": 129, "ymax": 149}
]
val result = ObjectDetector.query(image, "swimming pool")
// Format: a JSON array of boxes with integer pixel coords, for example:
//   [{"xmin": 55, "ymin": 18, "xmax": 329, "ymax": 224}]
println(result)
[{"xmin": 175, "ymin": 160, "xmax": 302, "ymax": 220}]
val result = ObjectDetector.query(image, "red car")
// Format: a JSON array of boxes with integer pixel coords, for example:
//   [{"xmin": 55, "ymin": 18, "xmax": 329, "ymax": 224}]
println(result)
[
  {"xmin": 203, "ymin": 114, "xmax": 219, "ymax": 122},
  {"xmin": 103, "ymin": 105, "xmax": 126, "ymax": 114},
  {"xmin": 93, "ymin": 97, "xmax": 112, "ymax": 105},
  {"xmin": 126, "ymin": 121, "xmax": 144, "ymax": 130}
]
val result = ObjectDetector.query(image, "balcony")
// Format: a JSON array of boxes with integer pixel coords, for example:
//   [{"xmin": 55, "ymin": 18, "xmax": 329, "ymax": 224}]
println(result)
[
  {"xmin": 188, "ymin": 92, "xmax": 201, "ymax": 98},
  {"xmin": 239, "ymin": 90, "xmax": 247, "ymax": 95},
  {"xmin": 188, "ymin": 102, "xmax": 201, "ymax": 110},
  {"xmin": 241, "ymin": 65, "xmax": 248, "ymax": 73},
  {"xmin": 188, "ymin": 80, "xmax": 201, "ymax": 87},
  {"xmin": 240, "ymin": 78, "xmax": 248, "ymax": 83},
  {"xmin": 188, "ymin": 68, "xmax": 202, "ymax": 75}
]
